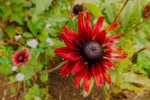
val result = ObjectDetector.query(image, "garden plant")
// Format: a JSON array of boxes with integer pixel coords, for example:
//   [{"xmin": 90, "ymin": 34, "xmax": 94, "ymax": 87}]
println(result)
[{"xmin": 0, "ymin": 0, "xmax": 150, "ymax": 100}]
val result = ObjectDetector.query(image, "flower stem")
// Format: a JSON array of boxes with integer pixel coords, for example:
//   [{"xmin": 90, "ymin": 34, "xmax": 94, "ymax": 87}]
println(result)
[
  {"xmin": 114, "ymin": 0, "xmax": 129, "ymax": 22},
  {"xmin": 47, "ymin": 60, "xmax": 67, "ymax": 73},
  {"xmin": 102, "ymin": 86, "xmax": 110, "ymax": 100},
  {"xmin": 133, "ymin": 44, "xmax": 150, "ymax": 57}
]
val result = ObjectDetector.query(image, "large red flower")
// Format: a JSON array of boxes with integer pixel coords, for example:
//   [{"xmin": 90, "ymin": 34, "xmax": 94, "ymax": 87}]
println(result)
[
  {"xmin": 54, "ymin": 12, "xmax": 126, "ymax": 92},
  {"xmin": 12, "ymin": 48, "xmax": 31, "ymax": 65}
]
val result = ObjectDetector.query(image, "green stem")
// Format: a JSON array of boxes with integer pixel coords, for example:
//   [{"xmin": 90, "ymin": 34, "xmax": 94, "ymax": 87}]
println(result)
[
  {"xmin": 47, "ymin": 60, "xmax": 67, "ymax": 73},
  {"xmin": 103, "ymin": 86, "xmax": 110, "ymax": 100},
  {"xmin": 114, "ymin": 0, "xmax": 129, "ymax": 22}
]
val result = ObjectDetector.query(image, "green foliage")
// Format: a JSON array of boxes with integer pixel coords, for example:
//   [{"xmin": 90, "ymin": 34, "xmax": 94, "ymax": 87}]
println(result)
[
  {"xmin": 25, "ymin": 84, "xmax": 49, "ymax": 100},
  {"xmin": 0, "ymin": 64, "xmax": 12, "ymax": 75},
  {"xmin": 88, "ymin": 3, "xmax": 103, "ymax": 18},
  {"xmin": 40, "ymin": 73, "xmax": 48, "ymax": 83}
]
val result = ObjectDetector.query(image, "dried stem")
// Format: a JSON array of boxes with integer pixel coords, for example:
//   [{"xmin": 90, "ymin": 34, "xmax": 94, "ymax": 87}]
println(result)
[
  {"xmin": 47, "ymin": 60, "xmax": 67, "ymax": 73},
  {"xmin": 114, "ymin": 0, "xmax": 129, "ymax": 22},
  {"xmin": 134, "ymin": 44, "xmax": 150, "ymax": 56}
]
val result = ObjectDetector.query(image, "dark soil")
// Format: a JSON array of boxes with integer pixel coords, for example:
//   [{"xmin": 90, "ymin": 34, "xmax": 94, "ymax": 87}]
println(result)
[
  {"xmin": 48, "ymin": 70, "xmax": 105, "ymax": 100},
  {"xmin": 0, "ymin": 70, "xmax": 150, "ymax": 100}
]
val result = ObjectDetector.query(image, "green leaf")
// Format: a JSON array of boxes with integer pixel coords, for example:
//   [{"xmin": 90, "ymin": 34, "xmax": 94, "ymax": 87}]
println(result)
[
  {"xmin": 0, "ymin": 64, "xmax": 12, "ymax": 75},
  {"xmin": 24, "ymin": 84, "xmax": 48, "ymax": 100},
  {"xmin": 0, "ymin": 4, "xmax": 11, "ymax": 19},
  {"xmin": 103, "ymin": 3, "xmax": 115, "ymax": 23},
  {"xmin": 26, "ymin": 80, "xmax": 32, "ymax": 88},
  {"xmin": 6, "ymin": 26, "xmax": 16, "ymax": 39},
  {"xmin": 23, "ymin": 32, "xmax": 34, "ymax": 38},
  {"xmin": 40, "ymin": 73, "xmax": 48, "ymax": 83},
  {"xmin": 48, "ymin": 16, "xmax": 68, "ymax": 22},
  {"xmin": 0, "ymin": 57, "xmax": 12, "ymax": 64},
  {"xmin": 45, "ymin": 47, "xmax": 55, "ymax": 57},
  {"xmin": 27, "ymin": 20, "xmax": 37, "ymax": 34},
  {"xmin": 33, "ymin": 0, "xmax": 52, "ymax": 15},
  {"xmin": 52, "ymin": 38, "xmax": 65, "ymax": 48},
  {"xmin": 88, "ymin": 3, "xmax": 103, "ymax": 18},
  {"xmin": 20, "ymin": 66, "xmax": 35, "ymax": 80}
]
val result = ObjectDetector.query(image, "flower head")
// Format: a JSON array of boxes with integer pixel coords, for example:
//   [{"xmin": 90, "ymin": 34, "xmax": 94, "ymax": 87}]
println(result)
[
  {"xmin": 27, "ymin": 39, "xmax": 38, "ymax": 48},
  {"xmin": 12, "ymin": 48, "xmax": 31, "ymax": 65},
  {"xmin": 46, "ymin": 38, "xmax": 54, "ymax": 46},
  {"xmin": 14, "ymin": 35, "xmax": 22, "ymax": 41},
  {"xmin": 12, "ymin": 66, "xmax": 18, "ymax": 71},
  {"xmin": 73, "ymin": 4, "xmax": 84, "ymax": 15},
  {"xmin": 16, "ymin": 73, "xmax": 24, "ymax": 81},
  {"xmin": 54, "ymin": 12, "xmax": 126, "ymax": 92}
]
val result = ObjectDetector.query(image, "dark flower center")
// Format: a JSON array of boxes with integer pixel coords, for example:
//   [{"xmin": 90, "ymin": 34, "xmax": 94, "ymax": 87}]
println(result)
[
  {"xmin": 18, "ymin": 54, "xmax": 25, "ymax": 62},
  {"xmin": 73, "ymin": 4, "xmax": 83, "ymax": 15},
  {"xmin": 83, "ymin": 41, "xmax": 103, "ymax": 60}
]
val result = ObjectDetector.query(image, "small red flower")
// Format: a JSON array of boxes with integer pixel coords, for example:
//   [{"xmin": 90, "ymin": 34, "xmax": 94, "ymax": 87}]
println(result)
[
  {"xmin": 12, "ymin": 49, "xmax": 31, "ymax": 65},
  {"xmin": 54, "ymin": 12, "xmax": 126, "ymax": 92}
]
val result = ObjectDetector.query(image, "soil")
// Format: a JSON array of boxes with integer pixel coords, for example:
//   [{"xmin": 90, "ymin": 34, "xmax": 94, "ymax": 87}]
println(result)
[
  {"xmin": 48, "ymin": 70, "xmax": 105, "ymax": 100},
  {"xmin": 0, "ymin": 70, "xmax": 150, "ymax": 100}
]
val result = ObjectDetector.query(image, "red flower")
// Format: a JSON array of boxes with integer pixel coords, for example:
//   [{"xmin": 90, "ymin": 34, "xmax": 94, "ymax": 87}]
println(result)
[
  {"xmin": 12, "ymin": 49, "xmax": 31, "ymax": 65},
  {"xmin": 54, "ymin": 12, "xmax": 126, "ymax": 92}
]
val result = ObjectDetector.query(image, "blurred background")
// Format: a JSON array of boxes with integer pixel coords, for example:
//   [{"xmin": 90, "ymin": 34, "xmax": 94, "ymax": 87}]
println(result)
[{"xmin": 0, "ymin": 0, "xmax": 150, "ymax": 100}]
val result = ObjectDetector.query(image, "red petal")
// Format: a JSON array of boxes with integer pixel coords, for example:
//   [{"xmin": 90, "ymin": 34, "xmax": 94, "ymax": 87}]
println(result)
[
  {"xmin": 54, "ymin": 47, "xmax": 81, "ymax": 61},
  {"xmin": 95, "ymin": 30, "xmax": 107, "ymax": 41},
  {"xmin": 102, "ymin": 69, "xmax": 112, "ymax": 85},
  {"xmin": 105, "ymin": 52, "xmax": 126, "ymax": 60},
  {"xmin": 64, "ymin": 26, "xmax": 78, "ymax": 38},
  {"xmin": 60, "ymin": 61, "xmax": 75, "ymax": 77},
  {"xmin": 91, "ymin": 63, "xmax": 104, "ymax": 88},
  {"xmin": 22, "ymin": 49, "xmax": 31, "ymax": 61},
  {"xmin": 74, "ymin": 70, "xmax": 84, "ymax": 88},
  {"xmin": 101, "ymin": 34, "xmax": 123, "ymax": 44},
  {"xmin": 71, "ymin": 60, "xmax": 86, "ymax": 75},
  {"xmin": 101, "ymin": 59, "xmax": 114, "ymax": 69},
  {"xmin": 105, "ymin": 46, "xmax": 123, "ymax": 53},
  {"xmin": 85, "ymin": 12, "xmax": 92, "ymax": 40},
  {"xmin": 85, "ymin": 12, "xmax": 92, "ymax": 31},
  {"xmin": 92, "ymin": 16, "xmax": 104, "ymax": 36},
  {"xmin": 61, "ymin": 33, "xmax": 78, "ymax": 50},
  {"xmin": 12, "ymin": 53, "xmax": 20, "ymax": 65},
  {"xmin": 104, "ymin": 22, "xmax": 120, "ymax": 33},
  {"xmin": 113, "ymin": 54, "xmax": 127, "ymax": 59},
  {"xmin": 54, "ymin": 47, "xmax": 71, "ymax": 53},
  {"xmin": 63, "ymin": 26, "xmax": 83, "ymax": 48},
  {"xmin": 78, "ymin": 12, "xmax": 86, "ymax": 37},
  {"xmin": 83, "ymin": 68, "xmax": 92, "ymax": 92}
]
